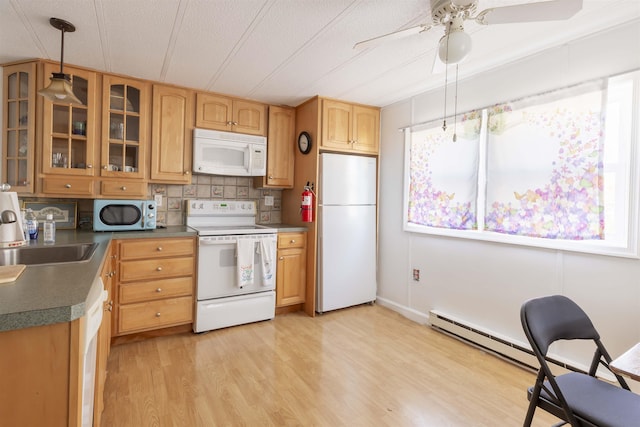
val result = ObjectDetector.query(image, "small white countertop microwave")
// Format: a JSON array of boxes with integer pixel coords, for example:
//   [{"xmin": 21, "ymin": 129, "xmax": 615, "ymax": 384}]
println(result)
[{"xmin": 192, "ymin": 129, "xmax": 267, "ymax": 177}]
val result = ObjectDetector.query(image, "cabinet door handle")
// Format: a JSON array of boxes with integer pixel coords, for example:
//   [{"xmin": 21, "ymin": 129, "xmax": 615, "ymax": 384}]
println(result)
[
  {"xmin": 279, "ymin": 256, "xmax": 284, "ymax": 260},
  {"xmin": 184, "ymin": 171, "xmax": 190, "ymax": 175},
  {"xmin": 87, "ymin": 164, "xmax": 93, "ymax": 169},
  {"xmin": 65, "ymin": 184, "xmax": 71, "ymax": 188},
  {"xmin": 268, "ymin": 175, "xmax": 273, "ymax": 180},
  {"xmin": 103, "ymin": 165, "xmax": 108, "ymax": 170},
  {"xmin": 156, "ymin": 266, "xmax": 163, "ymax": 271}
]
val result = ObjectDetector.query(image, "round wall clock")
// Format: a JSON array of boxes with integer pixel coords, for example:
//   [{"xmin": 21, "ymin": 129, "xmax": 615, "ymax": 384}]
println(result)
[{"xmin": 297, "ymin": 131, "xmax": 312, "ymax": 154}]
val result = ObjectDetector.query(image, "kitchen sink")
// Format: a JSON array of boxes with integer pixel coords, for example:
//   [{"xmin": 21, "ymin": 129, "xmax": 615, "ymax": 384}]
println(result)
[{"xmin": 0, "ymin": 243, "xmax": 99, "ymax": 266}]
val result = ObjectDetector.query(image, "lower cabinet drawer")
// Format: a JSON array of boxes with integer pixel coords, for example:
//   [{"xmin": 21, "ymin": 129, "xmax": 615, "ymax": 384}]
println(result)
[
  {"xmin": 119, "ymin": 276, "xmax": 193, "ymax": 304},
  {"xmin": 120, "ymin": 257, "xmax": 194, "ymax": 281},
  {"xmin": 118, "ymin": 296, "xmax": 193, "ymax": 334}
]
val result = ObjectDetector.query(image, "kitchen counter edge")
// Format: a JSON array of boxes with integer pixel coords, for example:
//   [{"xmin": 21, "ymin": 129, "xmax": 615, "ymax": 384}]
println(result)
[{"xmin": 0, "ymin": 226, "xmax": 196, "ymax": 332}]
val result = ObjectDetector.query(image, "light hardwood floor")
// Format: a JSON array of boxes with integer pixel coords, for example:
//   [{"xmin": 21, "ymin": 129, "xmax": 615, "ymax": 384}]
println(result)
[{"xmin": 101, "ymin": 304, "xmax": 559, "ymax": 426}]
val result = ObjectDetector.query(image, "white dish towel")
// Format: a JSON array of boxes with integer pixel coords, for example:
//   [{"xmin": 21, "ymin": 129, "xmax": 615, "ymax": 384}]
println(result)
[
  {"xmin": 259, "ymin": 238, "xmax": 275, "ymax": 287},
  {"xmin": 236, "ymin": 239, "xmax": 255, "ymax": 287}
]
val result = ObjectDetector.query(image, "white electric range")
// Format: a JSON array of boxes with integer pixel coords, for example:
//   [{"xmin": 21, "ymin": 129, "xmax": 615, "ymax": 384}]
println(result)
[{"xmin": 186, "ymin": 200, "xmax": 278, "ymax": 333}]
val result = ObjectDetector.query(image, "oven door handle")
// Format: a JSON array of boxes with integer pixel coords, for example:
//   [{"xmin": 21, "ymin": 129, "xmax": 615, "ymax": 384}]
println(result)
[{"xmin": 199, "ymin": 238, "xmax": 238, "ymax": 245}]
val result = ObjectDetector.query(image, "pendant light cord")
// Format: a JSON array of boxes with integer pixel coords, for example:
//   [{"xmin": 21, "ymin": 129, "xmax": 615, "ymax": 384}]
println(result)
[
  {"xmin": 453, "ymin": 64, "xmax": 459, "ymax": 142},
  {"xmin": 59, "ymin": 27, "xmax": 66, "ymax": 74},
  {"xmin": 442, "ymin": 23, "xmax": 451, "ymax": 132}
]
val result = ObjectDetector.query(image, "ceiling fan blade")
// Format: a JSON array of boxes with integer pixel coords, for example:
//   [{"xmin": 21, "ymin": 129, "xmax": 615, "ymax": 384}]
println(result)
[
  {"xmin": 353, "ymin": 24, "xmax": 431, "ymax": 50},
  {"xmin": 476, "ymin": 0, "xmax": 582, "ymax": 25}
]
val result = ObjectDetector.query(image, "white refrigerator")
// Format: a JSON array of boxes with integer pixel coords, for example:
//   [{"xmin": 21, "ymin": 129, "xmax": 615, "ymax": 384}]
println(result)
[{"xmin": 317, "ymin": 153, "xmax": 377, "ymax": 313}]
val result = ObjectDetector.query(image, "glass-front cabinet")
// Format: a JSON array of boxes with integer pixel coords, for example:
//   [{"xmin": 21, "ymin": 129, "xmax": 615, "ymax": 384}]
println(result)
[
  {"xmin": 41, "ymin": 63, "xmax": 97, "ymax": 176},
  {"xmin": 101, "ymin": 76, "xmax": 148, "ymax": 179},
  {"xmin": 2, "ymin": 63, "xmax": 36, "ymax": 193}
]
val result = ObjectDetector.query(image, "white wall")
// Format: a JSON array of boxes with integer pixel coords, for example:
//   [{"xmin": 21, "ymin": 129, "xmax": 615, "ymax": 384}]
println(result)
[{"xmin": 378, "ymin": 19, "xmax": 640, "ymax": 369}]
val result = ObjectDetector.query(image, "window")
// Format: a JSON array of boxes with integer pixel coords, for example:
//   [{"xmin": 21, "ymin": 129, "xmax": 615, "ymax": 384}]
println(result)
[{"xmin": 403, "ymin": 70, "xmax": 640, "ymax": 257}]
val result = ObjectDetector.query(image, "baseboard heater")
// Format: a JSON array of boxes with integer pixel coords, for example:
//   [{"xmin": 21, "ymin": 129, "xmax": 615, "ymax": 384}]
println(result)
[{"xmin": 428, "ymin": 310, "xmax": 588, "ymax": 375}]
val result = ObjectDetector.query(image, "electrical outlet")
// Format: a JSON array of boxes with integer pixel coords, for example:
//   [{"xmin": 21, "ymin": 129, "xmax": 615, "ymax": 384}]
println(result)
[
  {"xmin": 154, "ymin": 194, "xmax": 163, "ymax": 207},
  {"xmin": 412, "ymin": 269, "xmax": 420, "ymax": 282},
  {"xmin": 265, "ymin": 195, "xmax": 274, "ymax": 206}
]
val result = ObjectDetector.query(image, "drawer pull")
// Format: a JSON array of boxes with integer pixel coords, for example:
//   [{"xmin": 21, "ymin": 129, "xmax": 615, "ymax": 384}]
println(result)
[
  {"xmin": 121, "ymin": 186, "xmax": 127, "ymax": 191},
  {"xmin": 157, "ymin": 246, "xmax": 163, "ymax": 251},
  {"xmin": 156, "ymin": 288, "xmax": 162, "ymax": 293},
  {"xmin": 65, "ymin": 184, "xmax": 71, "ymax": 188},
  {"xmin": 156, "ymin": 266, "xmax": 163, "ymax": 271},
  {"xmin": 290, "ymin": 239, "xmax": 296, "ymax": 243},
  {"xmin": 156, "ymin": 312, "xmax": 161, "ymax": 317}
]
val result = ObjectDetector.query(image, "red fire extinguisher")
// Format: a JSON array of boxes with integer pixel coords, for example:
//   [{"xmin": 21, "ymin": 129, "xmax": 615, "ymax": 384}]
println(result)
[{"xmin": 301, "ymin": 182, "xmax": 315, "ymax": 223}]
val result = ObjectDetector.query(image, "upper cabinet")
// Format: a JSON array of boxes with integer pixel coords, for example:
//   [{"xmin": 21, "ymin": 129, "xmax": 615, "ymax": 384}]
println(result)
[
  {"xmin": 321, "ymin": 99, "xmax": 380, "ymax": 154},
  {"xmin": 101, "ymin": 75, "xmax": 149, "ymax": 179},
  {"xmin": 195, "ymin": 93, "xmax": 267, "ymax": 136},
  {"xmin": 2, "ymin": 63, "xmax": 36, "ymax": 193},
  {"xmin": 254, "ymin": 105, "xmax": 295, "ymax": 188},
  {"xmin": 150, "ymin": 85, "xmax": 193, "ymax": 184},
  {"xmin": 41, "ymin": 63, "xmax": 97, "ymax": 177}
]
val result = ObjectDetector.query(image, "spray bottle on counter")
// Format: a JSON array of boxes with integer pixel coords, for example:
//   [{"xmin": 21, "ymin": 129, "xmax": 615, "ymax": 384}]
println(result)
[
  {"xmin": 43, "ymin": 214, "xmax": 55, "ymax": 244},
  {"xmin": 25, "ymin": 208, "xmax": 38, "ymax": 241}
]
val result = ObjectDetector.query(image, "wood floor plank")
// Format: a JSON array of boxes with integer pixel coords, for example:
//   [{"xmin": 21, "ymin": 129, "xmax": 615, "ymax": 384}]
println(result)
[{"xmin": 101, "ymin": 304, "xmax": 559, "ymax": 426}]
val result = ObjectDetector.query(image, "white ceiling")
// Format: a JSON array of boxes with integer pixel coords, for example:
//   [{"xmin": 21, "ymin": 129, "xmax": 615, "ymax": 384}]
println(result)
[{"xmin": 1, "ymin": 0, "xmax": 639, "ymax": 108}]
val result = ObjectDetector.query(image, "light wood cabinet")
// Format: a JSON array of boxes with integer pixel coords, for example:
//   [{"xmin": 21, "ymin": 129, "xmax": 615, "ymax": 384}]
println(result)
[
  {"xmin": 94, "ymin": 243, "xmax": 115, "ymax": 426},
  {"xmin": 41, "ymin": 176, "xmax": 94, "ymax": 197},
  {"xmin": 321, "ymin": 99, "xmax": 379, "ymax": 154},
  {"xmin": 114, "ymin": 237, "xmax": 195, "ymax": 335},
  {"xmin": 151, "ymin": 84, "xmax": 193, "ymax": 184},
  {"xmin": 0, "ymin": 318, "xmax": 83, "ymax": 426},
  {"xmin": 2, "ymin": 62, "xmax": 36, "ymax": 193},
  {"xmin": 196, "ymin": 93, "xmax": 267, "ymax": 136},
  {"xmin": 276, "ymin": 232, "xmax": 307, "ymax": 307},
  {"xmin": 101, "ymin": 75, "xmax": 149, "ymax": 179},
  {"xmin": 99, "ymin": 180, "xmax": 147, "ymax": 198},
  {"xmin": 41, "ymin": 63, "xmax": 98, "ymax": 177},
  {"xmin": 254, "ymin": 105, "xmax": 295, "ymax": 189}
]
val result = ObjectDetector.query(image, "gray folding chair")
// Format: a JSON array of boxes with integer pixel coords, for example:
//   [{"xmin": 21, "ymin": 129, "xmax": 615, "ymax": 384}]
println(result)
[{"xmin": 520, "ymin": 295, "xmax": 640, "ymax": 426}]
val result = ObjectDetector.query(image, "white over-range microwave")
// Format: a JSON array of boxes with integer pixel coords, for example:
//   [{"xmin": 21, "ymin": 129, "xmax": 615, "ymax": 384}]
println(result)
[{"xmin": 193, "ymin": 128, "xmax": 267, "ymax": 176}]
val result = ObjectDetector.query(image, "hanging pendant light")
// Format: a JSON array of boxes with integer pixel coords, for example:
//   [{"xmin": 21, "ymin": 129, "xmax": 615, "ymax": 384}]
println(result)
[{"xmin": 38, "ymin": 17, "xmax": 82, "ymax": 105}]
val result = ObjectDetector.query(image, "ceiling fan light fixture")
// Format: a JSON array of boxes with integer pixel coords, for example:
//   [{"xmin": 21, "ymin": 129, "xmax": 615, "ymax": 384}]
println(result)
[
  {"xmin": 438, "ymin": 28, "xmax": 472, "ymax": 64},
  {"xmin": 38, "ymin": 17, "xmax": 83, "ymax": 106}
]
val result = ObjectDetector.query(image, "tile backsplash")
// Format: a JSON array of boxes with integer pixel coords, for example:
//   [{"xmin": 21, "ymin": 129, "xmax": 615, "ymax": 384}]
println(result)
[{"xmin": 148, "ymin": 175, "xmax": 283, "ymax": 226}]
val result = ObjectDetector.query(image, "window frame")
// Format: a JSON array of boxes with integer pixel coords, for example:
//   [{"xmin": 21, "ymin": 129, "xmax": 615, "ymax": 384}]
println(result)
[{"xmin": 402, "ymin": 71, "xmax": 640, "ymax": 258}]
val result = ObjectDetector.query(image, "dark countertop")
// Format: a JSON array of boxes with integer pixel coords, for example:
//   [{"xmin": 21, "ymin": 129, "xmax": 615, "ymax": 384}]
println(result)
[{"xmin": 0, "ymin": 226, "xmax": 195, "ymax": 332}]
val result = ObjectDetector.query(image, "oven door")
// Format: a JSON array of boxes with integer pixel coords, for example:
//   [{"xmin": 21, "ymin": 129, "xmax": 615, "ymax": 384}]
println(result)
[{"xmin": 197, "ymin": 234, "xmax": 276, "ymax": 300}]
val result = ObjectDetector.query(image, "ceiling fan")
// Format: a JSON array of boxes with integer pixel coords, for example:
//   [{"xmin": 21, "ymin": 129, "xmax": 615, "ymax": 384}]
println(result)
[{"xmin": 354, "ymin": 0, "xmax": 583, "ymax": 65}]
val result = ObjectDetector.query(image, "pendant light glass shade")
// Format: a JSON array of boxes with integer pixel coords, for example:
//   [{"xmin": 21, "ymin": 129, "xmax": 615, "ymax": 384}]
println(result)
[
  {"xmin": 39, "ymin": 72, "xmax": 82, "ymax": 105},
  {"xmin": 38, "ymin": 18, "xmax": 83, "ymax": 105}
]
